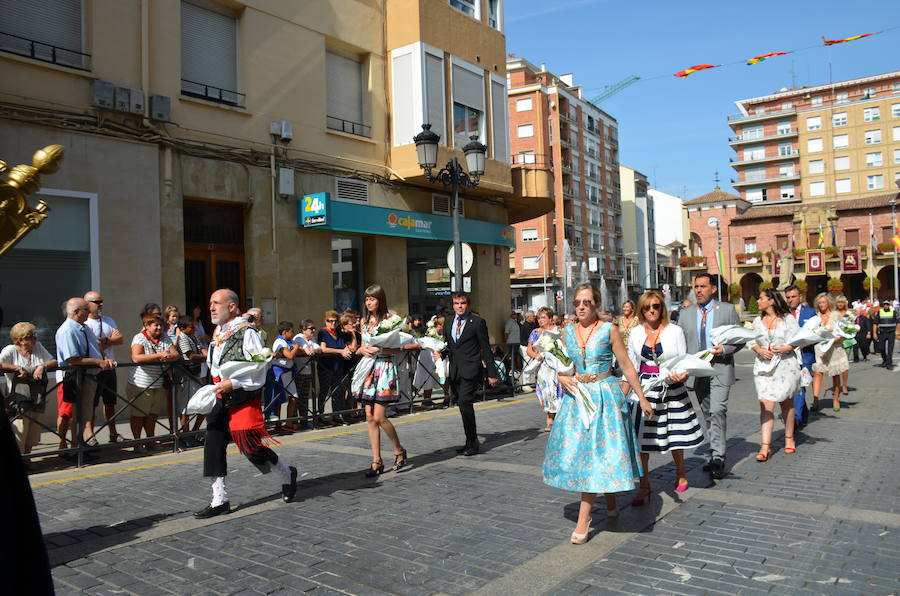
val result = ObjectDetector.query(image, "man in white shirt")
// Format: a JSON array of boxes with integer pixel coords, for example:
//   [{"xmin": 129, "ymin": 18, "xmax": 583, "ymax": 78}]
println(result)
[
  {"xmin": 83, "ymin": 291, "xmax": 125, "ymax": 442},
  {"xmin": 195, "ymin": 289, "xmax": 297, "ymax": 519}
]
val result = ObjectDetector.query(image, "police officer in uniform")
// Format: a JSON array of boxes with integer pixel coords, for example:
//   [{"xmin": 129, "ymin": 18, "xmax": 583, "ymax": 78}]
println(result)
[{"xmin": 873, "ymin": 302, "xmax": 899, "ymax": 369}]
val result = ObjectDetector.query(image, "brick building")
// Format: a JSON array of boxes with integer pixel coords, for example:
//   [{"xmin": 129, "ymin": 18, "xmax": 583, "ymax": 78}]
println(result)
[{"xmin": 506, "ymin": 55, "xmax": 624, "ymax": 311}]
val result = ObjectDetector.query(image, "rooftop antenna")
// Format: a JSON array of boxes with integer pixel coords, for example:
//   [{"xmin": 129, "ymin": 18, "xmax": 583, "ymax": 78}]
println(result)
[
  {"xmin": 713, "ymin": 171, "xmax": 720, "ymax": 190},
  {"xmin": 790, "ymin": 59, "xmax": 797, "ymax": 89}
]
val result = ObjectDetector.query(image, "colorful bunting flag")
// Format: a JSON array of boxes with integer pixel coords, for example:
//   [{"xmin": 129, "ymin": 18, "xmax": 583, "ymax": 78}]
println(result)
[
  {"xmin": 822, "ymin": 33, "xmax": 873, "ymax": 46},
  {"xmin": 715, "ymin": 250, "xmax": 726, "ymax": 276},
  {"xmin": 746, "ymin": 51, "xmax": 788, "ymax": 65},
  {"xmin": 893, "ymin": 223, "xmax": 900, "ymax": 252},
  {"xmin": 674, "ymin": 64, "xmax": 717, "ymax": 78},
  {"xmin": 818, "ymin": 224, "xmax": 825, "ymax": 249}
]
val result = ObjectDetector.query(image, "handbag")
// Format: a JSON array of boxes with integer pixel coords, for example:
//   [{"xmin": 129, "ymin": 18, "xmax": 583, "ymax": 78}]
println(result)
[
  {"xmin": 61, "ymin": 368, "xmax": 81, "ymax": 403},
  {"xmin": 10, "ymin": 374, "xmax": 48, "ymax": 413}
]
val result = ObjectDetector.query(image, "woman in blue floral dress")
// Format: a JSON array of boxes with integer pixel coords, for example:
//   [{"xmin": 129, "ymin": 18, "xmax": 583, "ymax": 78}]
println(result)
[
  {"xmin": 543, "ymin": 283, "xmax": 654, "ymax": 544},
  {"xmin": 357, "ymin": 285, "xmax": 407, "ymax": 477}
]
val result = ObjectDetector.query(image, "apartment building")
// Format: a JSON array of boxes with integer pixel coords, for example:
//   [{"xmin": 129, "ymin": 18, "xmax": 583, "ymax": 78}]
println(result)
[
  {"xmin": 506, "ymin": 55, "xmax": 623, "ymax": 311},
  {"xmin": 0, "ymin": 0, "xmax": 552, "ymax": 345},
  {"xmin": 681, "ymin": 70, "xmax": 900, "ymax": 305},
  {"xmin": 649, "ymin": 188, "xmax": 690, "ymax": 303},
  {"xmin": 619, "ymin": 166, "xmax": 656, "ymax": 295}
]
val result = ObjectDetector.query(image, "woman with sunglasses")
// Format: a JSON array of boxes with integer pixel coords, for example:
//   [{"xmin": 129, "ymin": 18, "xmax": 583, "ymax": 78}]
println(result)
[
  {"xmin": 543, "ymin": 283, "xmax": 653, "ymax": 544},
  {"xmin": 356, "ymin": 285, "xmax": 407, "ymax": 477},
  {"xmin": 317, "ymin": 310, "xmax": 355, "ymax": 426},
  {"xmin": 623, "ymin": 291, "xmax": 703, "ymax": 504}
]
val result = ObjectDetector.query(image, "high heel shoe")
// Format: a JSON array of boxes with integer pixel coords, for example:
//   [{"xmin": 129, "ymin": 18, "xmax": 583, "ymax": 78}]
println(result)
[
  {"xmin": 784, "ymin": 436, "xmax": 796, "ymax": 454},
  {"xmin": 631, "ymin": 485, "xmax": 651, "ymax": 506},
  {"xmin": 391, "ymin": 448, "xmax": 408, "ymax": 471},
  {"xmin": 364, "ymin": 460, "xmax": 384, "ymax": 478},
  {"xmin": 756, "ymin": 442, "xmax": 771, "ymax": 462},
  {"xmin": 571, "ymin": 517, "xmax": 592, "ymax": 544},
  {"xmin": 675, "ymin": 480, "xmax": 689, "ymax": 492}
]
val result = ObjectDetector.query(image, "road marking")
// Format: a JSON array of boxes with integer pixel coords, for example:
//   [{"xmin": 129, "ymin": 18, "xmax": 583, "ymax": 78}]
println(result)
[{"xmin": 30, "ymin": 397, "xmax": 532, "ymax": 488}]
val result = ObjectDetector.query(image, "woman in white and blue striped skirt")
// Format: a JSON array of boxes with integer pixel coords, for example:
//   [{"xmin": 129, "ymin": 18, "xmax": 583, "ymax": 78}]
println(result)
[{"xmin": 622, "ymin": 290, "xmax": 705, "ymax": 506}]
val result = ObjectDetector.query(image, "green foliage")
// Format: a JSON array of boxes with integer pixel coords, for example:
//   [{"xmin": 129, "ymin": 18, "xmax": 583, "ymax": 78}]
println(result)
[{"xmin": 748, "ymin": 296, "xmax": 759, "ymax": 314}]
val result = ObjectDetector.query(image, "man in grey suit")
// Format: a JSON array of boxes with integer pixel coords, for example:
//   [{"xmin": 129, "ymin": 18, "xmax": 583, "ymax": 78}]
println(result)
[{"xmin": 677, "ymin": 273, "xmax": 742, "ymax": 479}]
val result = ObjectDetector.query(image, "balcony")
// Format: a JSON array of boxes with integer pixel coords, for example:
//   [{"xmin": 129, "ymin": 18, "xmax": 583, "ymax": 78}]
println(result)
[
  {"xmin": 679, "ymin": 256, "xmax": 707, "ymax": 270},
  {"xmin": 0, "ymin": 30, "xmax": 91, "ymax": 70},
  {"xmin": 727, "ymin": 107, "xmax": 796, "ymax": 123},
  {"xmin": 509, "ymin": 154, "xmax": 555, "ymax": 223},
  {"xmin": 732, "ymin": 172, "xmax": 800, "ymax": 187},
  {"xmin": 182, "ymin": 79, "xmax": 245, "ymax": 107},
  {"xmin": 728, "ymin": 129, "xmax": 798, "ymax": 145},
  {"xmin": 731, "ymin": 150, "xmax": 799, "ymax": 166},
  {"xmin": 326, "ymin": 115, "xmax": 371, "ymax": 138}
]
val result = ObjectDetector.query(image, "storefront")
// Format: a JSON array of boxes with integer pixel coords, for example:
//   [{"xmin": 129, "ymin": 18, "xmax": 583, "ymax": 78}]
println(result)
[{"xmin": 300, "ymin": 194, "xmax": 514, "ymax": 322}]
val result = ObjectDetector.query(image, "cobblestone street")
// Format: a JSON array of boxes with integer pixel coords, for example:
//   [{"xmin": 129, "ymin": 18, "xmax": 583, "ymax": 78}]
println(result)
[{"xmin": 33, "ymin": 351, "xmax": 900, "ymax": 595}]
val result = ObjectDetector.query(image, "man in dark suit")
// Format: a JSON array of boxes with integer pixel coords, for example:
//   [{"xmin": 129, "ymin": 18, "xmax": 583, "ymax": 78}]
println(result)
[
  {"xmin": 443, "ymin": 292, "xmax": 499, "ymax": 456},
  {"xmin": 785, "ymin": 285, "xmax": 815, "ymax": 426}
]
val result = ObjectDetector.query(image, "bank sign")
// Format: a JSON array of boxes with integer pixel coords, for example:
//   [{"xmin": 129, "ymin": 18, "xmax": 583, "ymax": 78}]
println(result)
[{"xmin": 298, "ymin": 198, "xmax": 514, "ymax": 248}]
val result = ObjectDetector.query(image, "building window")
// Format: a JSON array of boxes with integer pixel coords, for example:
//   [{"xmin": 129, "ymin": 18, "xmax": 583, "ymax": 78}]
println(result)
[
  {"xmin": 834, "ymin": 156, "xmax": 850, "ymax": 170},
  {"xmin": 895, "ymin": 82, "xmax": 900, "ymax": 94},
  {"xmin": 836, "ymin": 91, "xmax": 849, "ymax": 104},
  {"xmin": 181, "ymin": 1, "xmax": 241, "ymax": 106},
  {"xmin": 806, "ymin": 116, "xmax": 821, "ymax": 131},
  {"xmin": 0, "ymin": 0, "xmax": 87, "ymax": 69},
  {"xmin": 866, "ymin": 152, "xmax": 883, "ymax": 167},
  {"xmin": 488, "ymin": 0, "xmax": 501, "ymax": 30},
  {"xmin": 744, "ymin": 146, "xmax": 764, "ymax": 161},
  {"xmin": 832, "ymin": 112, "xmax": 847, "ymax": 127},
  {"xmin": 778, "ymin": 142, "xmax": 794, "ymax": 156},
  {"xmin": 833, "ymin": 134, "xmax": 849, "ymax": 149},
  {"xmin": 744, "ymin": 237, "xmax": 757, "ymax": 252},
  {"xmin": 742, "ymin": 125, "xmax": 763, "ymax": 140},
  {"xmin": 809, "ymin": 159, "xmax": 825, "ymax": 174},
  {"xmin": 745, "ymin": 188, "xmax": 764, "ymax": 203},
  {"xmin": 865, "ymin": 129, "xmax": 882, "ymax": 144},
  {"xmin": 326, "ymin": 50, "xmax": 369, "ymax": 137},
  {"xmin": 893, "ymin": 103, "xmax": 900, "ymax": 118},
  {"xmin": 490, "ymin": 74, "xmax": 507, "ymax": 161},
  {"xmin": 808, "ymin": 232, "xmax": 819, "ymax": 248},
  {"xmin": 780, "ymin": 184, "xmax": 795, "ymax": 199},
  {"xmin": 845, "ymin": 229, "xmax": 859, "ymax": 245},
  {"xmin": 894, "ymin": 148, "xmax": 900, "ymax": 164},
  {"xmin": 522, "ymin": 256, "xmax": 540, "ymax": 270},
  {"xmin": 775, "ymin": 235, "xmax": 789, "ymax": 250},
  {"xmin": 452, "ymin": 60, "xmax": 485, "ymax": 147},
  {"xmin": 754, "ymin": 107, "xmax": 765, "ymax": 115},
  {"xmin": 516, "ymin": 97, "xmax": 532, "ymax": 112},
  {"xmin": 895, "ymin": 126, "xmax": 900, "ymax": 141},
  {"xmin": 809, "ymin": 181, "xmax": 825, "ymax": 197},
  {"xmin": 517, "ymin": 123, "xmax": 533, "ymax": 138},
  {"xmin": 867, "ymin": 174, "xmax": 884, "ymax": 190},
  {"xmin": 807, "ymin": 138, "xmax": 823, "ymax": 152},
  {"xmin": 516, "ymin": 150, "xmax": 536, "ymax": 164},
  {"xmin": 863, "ymin": 86, "xmax": 876, "ymax": 99},
  {"xmin": 521, "ymin": 228, "xmax": 538, "ymax": 242},
  {"xmin": 776, "ymin": 120, "xmax": 792, "ymax": 135},
  {"xmin": 778, "ymin": 163, "xmax": 795, "ymax": 177},
  {"xmin": 863, "ymin": 107, "xmax": 880, "ymax": 122},
  {"xmin": 449, "ymin": 0, "xmax": 478, "ymax": 18},
  {"xmin": 811, "ymin": 96, "xmax": 823, "ymax": 107},
  {"xmin": 744, "ymin": 167, "xmax": 765, "ymax": 182},
  {"xmin": 835, "ymin": 178, "xmax": 851, "ymax": 194},
  {"xmin": 780, "ymin": 103, "xmax": 793, "ymax": 111}
]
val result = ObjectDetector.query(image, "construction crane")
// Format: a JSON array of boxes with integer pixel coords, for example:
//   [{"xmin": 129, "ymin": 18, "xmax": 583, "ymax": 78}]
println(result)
[{"xmin": 589, "ymin": 75, "xmax": 641, "ymax": 107}]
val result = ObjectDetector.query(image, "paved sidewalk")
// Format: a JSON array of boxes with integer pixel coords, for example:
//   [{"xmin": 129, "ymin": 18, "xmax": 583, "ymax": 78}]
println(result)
[{"xmin": 31, "ymin": 352, "xmax": 900, "ymax": 595}]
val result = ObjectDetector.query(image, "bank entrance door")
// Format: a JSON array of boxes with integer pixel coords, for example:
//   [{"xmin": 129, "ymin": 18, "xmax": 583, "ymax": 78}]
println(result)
[{"xmin": 184, "ymin": 201, "xmax": 246, "ymax": 315}]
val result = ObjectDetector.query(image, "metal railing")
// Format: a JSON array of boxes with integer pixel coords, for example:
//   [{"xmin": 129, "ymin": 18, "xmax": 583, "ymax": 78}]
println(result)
[
  {"xmin": 181, "ymin": 79, "xmax": 245, "ymax": 107},
  {"xmin": 9, "ymin": 346, "xmax": 539, "ymax": 468},
  {"xmin": 0, "ymin": 30, "xmax": 91, "ymax": 70},
  {"xmin": 326, "ymin": 116, "xmax": 372, "ymax": 138}
]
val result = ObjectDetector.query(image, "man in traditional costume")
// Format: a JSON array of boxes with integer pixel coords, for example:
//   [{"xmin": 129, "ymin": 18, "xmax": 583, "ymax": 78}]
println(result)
[{"xmin": 194, "ymin": 289, "xmax": 297, "ymax": 519}]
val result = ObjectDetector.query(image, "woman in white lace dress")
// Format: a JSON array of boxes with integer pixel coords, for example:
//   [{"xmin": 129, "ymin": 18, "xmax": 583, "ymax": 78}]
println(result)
[
  {"xmin": 747, "ymin": 288, "xmax": 801, "ymax": 461},
  {"xmin": 810, "ymin": 293, "xmax": 849, "ymax": 413}
]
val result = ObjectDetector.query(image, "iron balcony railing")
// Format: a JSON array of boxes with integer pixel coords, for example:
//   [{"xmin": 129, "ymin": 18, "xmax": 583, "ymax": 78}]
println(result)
[
  {"xmin": 0, "ymin": 30, "xmax": 90, "ymax": 70},
  {"xmin": 727, "ymin": 107, "xmax": 796, "ymax": 122},
  {"xmin": 181, "ymin": 79, "xmax": 246, "ymax": 107},
  {"xmin": 326, "ymin": 115, "xmax": 372, "ymax": 138},
  {"xmin": 728, "ymin": 129, "xmax": 798, "ymax": 144}
]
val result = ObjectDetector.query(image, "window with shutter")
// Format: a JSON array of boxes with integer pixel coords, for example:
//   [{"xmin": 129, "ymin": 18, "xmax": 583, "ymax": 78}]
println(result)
[
  {"xmin": 452, "ymin": 59, "xmax": 484, "ymax": 148},
  {"xmin": 326, "ymin": 49, "xmax": 368, "ymax": 136},
  {"xmin": 0, "ymin": 0, "xmax": 86, "ymax": 68},
  {"xmin": 490, "ymin": 76, "xmax": 508, "ymax": 162},
  {"xmin": 181, "ymin": 1, "xmax": 240, "ymax": 106},
  {"xmin": 424, "ymin": 51, "xmax": 445, "ymax": 143}
]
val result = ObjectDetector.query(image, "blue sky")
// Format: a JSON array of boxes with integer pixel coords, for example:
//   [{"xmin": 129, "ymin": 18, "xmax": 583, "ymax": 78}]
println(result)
[{"xmin": 504, "ymin": 0, "xmax": 900, "ymax": 199}]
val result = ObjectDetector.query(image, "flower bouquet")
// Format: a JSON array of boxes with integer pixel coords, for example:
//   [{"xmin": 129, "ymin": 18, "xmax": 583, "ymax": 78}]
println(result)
[
  {"xmin": 351, "ymin": 315, "xmax": 416, "ymax": 394},
  {"xmin": 415, "ymin": 317, "xmax": 448, "ymax": 383},
  {"xmin": 185, "ymin": 348, "xmax": 273, "ymax": 415},
  {"xmin": 534, "ymin": 331, "xmax": 598, "ymax": 428},
  {"xmin": 787, "ymin": 322, "xmax": 834, "ymax": 349},
  {"xmin": 710, "ymin": 324, "xmax": 760, "ymax": 346}
]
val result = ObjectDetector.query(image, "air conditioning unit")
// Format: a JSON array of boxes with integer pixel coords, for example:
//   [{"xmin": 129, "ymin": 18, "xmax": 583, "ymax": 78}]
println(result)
[
  {"xmin": 150, "ymin": 95, "xmax": 171, "ymax": 122},
  {"xmin": 91, "ymin": 80, "xmax": 115, "ymax": 109}
]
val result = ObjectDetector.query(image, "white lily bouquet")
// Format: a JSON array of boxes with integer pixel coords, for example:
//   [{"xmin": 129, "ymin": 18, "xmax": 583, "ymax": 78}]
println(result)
[
  {"xmin": 415, "ymin": 316, "xmax": 448, "ymax": 384},
  {"xmin": 833, "ymin": 313, "xmax": 860, "ymax": 340},
  {"xmin": 352, "ymin": 314, "xmax": 416, "ymax": 395},
  {"xmin": 788, "ymin": 320, "xmax": 834, "ymax": 349},
  {"xmin": 534, "ymin": 331, "xmax": 598, "ymax": 428},
  {"xmin": 185, "ymin": 348, "xmax": 273, "ymax": 415},
  {"xmin": 710, "ymin": 324, "xmax": 760, "ymax": 346}
]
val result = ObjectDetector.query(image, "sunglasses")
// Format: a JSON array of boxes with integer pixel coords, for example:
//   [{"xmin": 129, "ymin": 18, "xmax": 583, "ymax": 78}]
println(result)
[
  {"xmin": 22, "ymin": 335, "xmax": 36, "ymax": 340},
  {"xmin": 573, "ymin": 300, "xmax": 594, "ymax": 307},
  {"xmin": 643, "ymin": 303, "xmax": 663, "ymax": 311},
  {"xmin": 326, "ymin": 319, "xmax": 337, "ymax": 323},
  {"xmin": 89, "ymin": 300, "xmax": 103, "ymax": 305},
  {"xmin": 305, "ymin": 327, "xmax": 317, "ymax": 331}
]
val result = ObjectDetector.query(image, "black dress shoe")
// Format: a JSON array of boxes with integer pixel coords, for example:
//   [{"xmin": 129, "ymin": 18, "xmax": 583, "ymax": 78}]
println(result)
[
  {"xmin": 463, "ymin": 443, "xmax": 480, "ymax": 456},
  {"xmin": 709, "ymin": 457, "xmax": 726, "ymax": 479},
  {"xmin": 282, "ymin": 466, "xmax": 298, "ymax": 503},
  {"xmin": 701, "ymin": 461, "xmax": 711, "ymax": 472},
  {"xmin": 455, "ymin": 444, "xmax": 469, "ymax": 454},
  {"xmin": 193, "ymin": 502, "xmax": 231, "ymax": 519}
]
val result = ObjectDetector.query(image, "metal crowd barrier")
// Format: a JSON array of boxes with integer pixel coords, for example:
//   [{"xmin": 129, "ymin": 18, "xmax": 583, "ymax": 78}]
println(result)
[{"xmin": 6, "ymin": 345, "xmax": 538, "ymax": 468}]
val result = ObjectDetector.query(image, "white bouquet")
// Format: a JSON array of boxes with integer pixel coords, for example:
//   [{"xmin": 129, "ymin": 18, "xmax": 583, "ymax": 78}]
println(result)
[
  {"xmin": 533, "ymin": 330, "xmax": 575, "ymax": 375},
  {"xmin": 417, "ymin": 318, "xmax": 448, "ymax": 384},
  {"xmin": 833, "ymin": 313, "xmax": 860, "ymax": 340},
  {"xmin": 185, "ymin": 349, "xmax": 273, "ymax": 415},
  {"xmin": 637, "ymin": 351, "xmax": 716, "ymax": 398},
  {"xmin": 710, "ymin": 324, "xmax": 760, "ymax": 346},
  {"xmin": 568, "ymin": 381, "xmax": 598, "ymax": 429},
  {"xmin": 787, "ymin": 325, "xmax": 833, "ymax": 348},
  {"xmin": 368, "ymin": 314, "xmax": 415, "ymax": 349}
]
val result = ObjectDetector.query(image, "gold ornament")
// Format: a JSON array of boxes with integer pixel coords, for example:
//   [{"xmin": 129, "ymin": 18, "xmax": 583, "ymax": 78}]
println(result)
[{"xmin": 0, "ymin": 145, "xmax": 63, "ymax": 257}]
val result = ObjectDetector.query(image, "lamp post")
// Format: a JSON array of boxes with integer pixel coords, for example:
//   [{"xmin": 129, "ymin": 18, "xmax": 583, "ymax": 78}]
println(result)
[
  {"xmin": 414, "ymin": 124, "xmax": 486, "ymax": 293},
  {"xmin": 707, "ymin": 216, "xmax": 723, "ymax": 299},
  {"xmin": 891, "ymin": 182, "xmax": 899, "ymax": 305},
  {"xmin": 537, "ymin": 237, "xmax": 551, "ymax": 308}
]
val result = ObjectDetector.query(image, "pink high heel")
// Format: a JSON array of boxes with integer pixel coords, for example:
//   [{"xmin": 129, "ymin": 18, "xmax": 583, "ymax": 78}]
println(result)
[{"xmin": 675, "ymin": 480, "xmax": 689, "ymax": 492}]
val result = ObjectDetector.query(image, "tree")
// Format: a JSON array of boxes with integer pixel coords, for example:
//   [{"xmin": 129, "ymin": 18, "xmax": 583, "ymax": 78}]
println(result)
[{"xmin": 748, "ymin": 295, "xmax": 759, "ymax": 314}]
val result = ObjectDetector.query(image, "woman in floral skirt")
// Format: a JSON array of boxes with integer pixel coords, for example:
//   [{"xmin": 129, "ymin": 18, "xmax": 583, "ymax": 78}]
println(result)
[
  {"xmin": 357, "ymin": 284, "xmax": 407, "ymax": 477},
  {"xmin": 526, "ymin": 306, "xmax": 563, "ymax": 431}
]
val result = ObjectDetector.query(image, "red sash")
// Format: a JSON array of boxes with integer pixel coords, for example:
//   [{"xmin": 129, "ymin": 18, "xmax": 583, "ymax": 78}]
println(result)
[{"xmin": 212, "ymin": 375, "xmax": 277, "ymax": 453}]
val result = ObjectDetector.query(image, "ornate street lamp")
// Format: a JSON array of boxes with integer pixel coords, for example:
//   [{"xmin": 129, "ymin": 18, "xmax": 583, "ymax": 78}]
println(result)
[{"xmin": 413, "ymin": 124, "xmax": 486, "ymax": 291}]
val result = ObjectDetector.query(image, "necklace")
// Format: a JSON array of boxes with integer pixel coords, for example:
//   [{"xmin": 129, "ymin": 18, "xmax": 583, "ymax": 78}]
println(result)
[
  {"xmin": 644, "ymin": 323, "xmax": 662, "ymax": 348},
  {"xmin": 575, "ymin": 320, "xmax": 600, "ymax": 359}
]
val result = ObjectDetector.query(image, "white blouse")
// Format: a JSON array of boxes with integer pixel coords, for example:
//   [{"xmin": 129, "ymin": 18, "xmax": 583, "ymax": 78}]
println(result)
[{"xmin": 626, "ymin": 324, "xmax": 687, "ymax": 372}]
